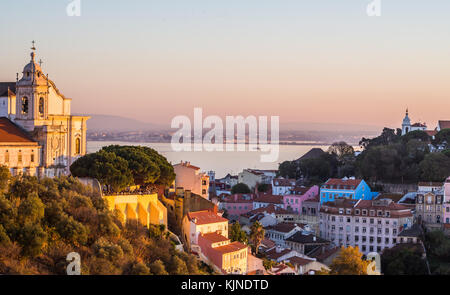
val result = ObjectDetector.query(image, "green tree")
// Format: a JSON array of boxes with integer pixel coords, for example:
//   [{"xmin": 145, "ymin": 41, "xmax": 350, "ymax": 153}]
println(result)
[
  {"xmin": 70, "ymin": 150, "xmax": 133, "ymax": 192},
  {"xmin": 381, "ymin": 245, "xmax": 428, "ymax": 275},
  {"xmin": 130, "ymin": 262, "xmax": 151, "ymax": 275},
  {"xmin": 419, "ymin": 153, "xmax": 450, "ymax": 182},
  {"xmin": 257, "ymin": 183, "xmax": 271, "ymax": 193},
  {"xmin": 433, "ymin": 129, "xmax": 450, "ymax": 146},
  {"xmin": 327, "ymin": 141, "xmax": 355, "ymax": 162},
  {"xmin": 229, "ymin": 222, "xmax": 248, "ymax": 244},
  {"xmin": 278, "ymin": 161, "xmax": 298, "ymax": 179},
  {"xmin": 231, "ymin": 183, "xmax": 251, "ymax": 194},
  {"xmin": 249, "ymin": 221, "xmax": 265, "ymax": 255}
]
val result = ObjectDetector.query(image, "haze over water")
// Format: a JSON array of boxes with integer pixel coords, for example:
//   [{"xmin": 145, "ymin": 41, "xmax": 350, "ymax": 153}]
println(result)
[{"xmin": 87, "ymin": 141, "xmax": 332, "ymax": 178}]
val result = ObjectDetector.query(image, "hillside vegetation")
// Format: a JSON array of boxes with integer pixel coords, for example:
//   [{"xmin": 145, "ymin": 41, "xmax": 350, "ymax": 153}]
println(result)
[{"xmin": 0, "ymin": 168, "xmax": 208, "ymax": 275}]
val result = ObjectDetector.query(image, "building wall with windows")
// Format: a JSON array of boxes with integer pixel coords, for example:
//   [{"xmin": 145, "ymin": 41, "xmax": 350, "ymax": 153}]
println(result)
[
  {"xmin": 416, "ymin": 191, "xmax": 444, "ymax": 229},
  {"xmin": 320, "ymin": 178, "xmax": 376, "ymax": 204},
  {"xmin": 174, "ymin": 161, "xmax": 209, "ymax": 199},
  {"xmin": 319, "ymin": 199, "xmax": 413, "ymax": 254}
]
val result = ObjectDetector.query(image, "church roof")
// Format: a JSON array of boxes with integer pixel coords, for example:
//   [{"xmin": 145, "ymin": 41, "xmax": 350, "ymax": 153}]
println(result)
[
  {"xmin": 0, "ymin": 117, "xmax": 38, "ymax": 144},
  {"xmin": 0, "ymin": 82, "xmax": 16, "ymax": 97},
  {"xmin": 439, "ymin": 120, "xmax": 450, "ymax": 130}
]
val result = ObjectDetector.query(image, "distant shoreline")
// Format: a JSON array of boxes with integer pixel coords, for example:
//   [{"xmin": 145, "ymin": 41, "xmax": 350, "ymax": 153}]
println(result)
[{"xmin": 87, "ymin": 139, "xmax": 359, "ymax": 146}]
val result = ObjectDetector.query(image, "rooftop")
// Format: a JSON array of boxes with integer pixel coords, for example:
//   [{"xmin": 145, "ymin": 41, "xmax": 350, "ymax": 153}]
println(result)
[
  {"xmin": 0, "ymin": 82, "xmax": 16, "ymax": 96},
  {"xmin": 201, "ymin": 232, "xmax": 230, "ymax": 244},
  {"xmin": 0, "ymin": 117, "xmax": 38, "ymax": 144},
  {"xmin": 322, "ymin": 178, "xmax": 362, "ymax": 188},
  {"xmin": 241, "ymin": 204, "xmax": 292, "ymax": 218},
  {"xmin": 212, "ymin": 241, "xmax": 248, "ymax": 253},
  {"xmin": 187, "ymin": 210, "xmax": 228, "ymax": 225},
  {"xmin": 286, "ymin": 232, "xmax": 329, "ymax": 245},
  {"xmin": 254, "ymin": 194, "xmax": 284, "ymax": 204},
  {"xmin": 265, "ymin": 222, "xmax": 304, "ymax": 233}
]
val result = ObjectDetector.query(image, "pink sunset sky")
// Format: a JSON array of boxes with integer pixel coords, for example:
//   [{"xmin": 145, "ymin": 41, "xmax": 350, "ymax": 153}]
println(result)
[{"xmin": 1, "ymin": 0, "xmax": 449, "ymax": 131}]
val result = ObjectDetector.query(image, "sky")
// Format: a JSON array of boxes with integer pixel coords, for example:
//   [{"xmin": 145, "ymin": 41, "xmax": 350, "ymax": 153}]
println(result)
[{"xmin": 1, "ymin": 0, "xmax": 450, "ymax": 131}]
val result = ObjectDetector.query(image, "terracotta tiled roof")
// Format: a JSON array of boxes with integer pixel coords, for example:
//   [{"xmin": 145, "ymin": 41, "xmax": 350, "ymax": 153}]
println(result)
[
  {"xmin": 201, "ymin": 232, "xmax": 229, "ymax": 243},
  {"xmin": 265, "ymin": 247, "xmax": 293, "ymax": 260},
  {"xmin": 0, "ymin": 117, "xmax": 37, "ymax": 144},
  {"xmin": 309, "ymin": 246, "xmax": 340, "ymax": 262},
  {"xmin": 290, "ymin": 186, "xmax": 311, "ymax": 195},
  {"xmin": 241, "ymin": 204, "xmax": 292, "ymax": 218},
  {"xmin": 187, "ymin": 210, "xmax": 228, "ymax": 225},
  {"xmin": 287, "ymin": 256, "xmax": 315, "ymax": 266},
  {"xmin": 412, "ymin": 122, "xmax": 426, "ymax": 127},
  {"xmin": 439, "ymin": 120, "xmax": 450, "ymax": 130},
  {"xmin": 272, "ymin": 178, "xmax": 296, "ymax": 187},
  {"xmin": 212, "ymin": 241, "xmax": 247, "ymax": 253},
  {"xmin": 424, "ymin": 130, "xmax": 437, "ymax": 137},
  {"xmin": 260, "ymin": 238, "xmax": 276, "ymax": 249},
  {"xmin": 323, "ymin": 178, "xmax": 362, "ymax": 188},
  {"xmin": 418, "ymin": 182, "xmax": 443, "ymax": 187},
  {"xmin": 255, "ymin": 194, "xmax": 284, "ymax": 204},
  {"xmin": 174, "ymin": 161, "xmax": 200, "ymax": 170}
]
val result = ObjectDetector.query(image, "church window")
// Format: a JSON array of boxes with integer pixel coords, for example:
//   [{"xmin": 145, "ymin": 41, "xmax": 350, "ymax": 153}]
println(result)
[
  {"xmin": 39, "ymin": 97, "xmax": 44, "ymax": 115},
  {"xmin": 31, "ymin": 153, "xmax": 35, "ymax": 163},
  {"xmin": 21, "ymin": 97, "xmax": 29, "ymax": 114},
  {"xmin": 18, "ymin": 151, "xmax": 22, "ymax": 163},
  {"xmin": 75, "ymin": 138, "xmax": 81, "ymax": 155},
  {"xmin": 5, "ymin": 151, "xmax": 9, "ymax": 163}
]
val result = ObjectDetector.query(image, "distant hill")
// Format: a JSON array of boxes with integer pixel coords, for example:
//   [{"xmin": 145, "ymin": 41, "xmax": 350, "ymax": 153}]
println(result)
[{"xmin": 79, "ymin": 114, "xmax": 165, "ymax": 132}]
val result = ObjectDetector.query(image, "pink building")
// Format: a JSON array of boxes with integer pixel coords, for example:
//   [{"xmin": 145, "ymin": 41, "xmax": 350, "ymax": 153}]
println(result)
[
  {"xmin": 444, "ymin": 177, "xmax": 450, "ymax": 224},
  {"xmin": 283, "ymin": 186, "xmax": 319, "ymax": 214},
  {"xmin": 218, "ymin": 193, "xmax": 256, "ymax": 220}
]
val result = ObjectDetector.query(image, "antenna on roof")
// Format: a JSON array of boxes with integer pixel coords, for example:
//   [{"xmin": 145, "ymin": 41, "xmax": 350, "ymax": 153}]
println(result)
[{"xmin": 31, "ymin": 40, "xmax": 36, "ymax": 51}]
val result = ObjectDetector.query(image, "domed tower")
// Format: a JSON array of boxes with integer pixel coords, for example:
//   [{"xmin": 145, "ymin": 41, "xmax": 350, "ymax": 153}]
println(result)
[
  {"xmin": 401, "ymin": 108, "xmax": 411, "ymax": 136},
  {"xmin": 15, "ymin": 46, "xmax": 49, "ymax": 131}
]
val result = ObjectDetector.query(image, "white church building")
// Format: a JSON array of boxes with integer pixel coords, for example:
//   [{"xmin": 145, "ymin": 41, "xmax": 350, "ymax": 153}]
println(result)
[{"xmin": 0, "ymin": 44, "xmax": 89, "ymax": 177}]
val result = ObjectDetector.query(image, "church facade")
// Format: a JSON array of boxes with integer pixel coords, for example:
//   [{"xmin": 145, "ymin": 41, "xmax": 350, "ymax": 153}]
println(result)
[{"xmin": 0, "ymin": 46, "xmax": 89, "ymax": 177}]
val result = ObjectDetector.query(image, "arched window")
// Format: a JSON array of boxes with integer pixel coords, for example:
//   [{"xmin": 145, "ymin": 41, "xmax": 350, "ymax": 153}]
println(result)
[
  {"xmin": 75, "ymin": 138, "xmax": 81, "ymax": 155},
  {"xmin": 18, "ymin": 150, "xmax": 22, "ymax": 163},
  {"xmin": 39, "ymin": 97, "xmax": 44, "ymax": 116},
  {"xmin": 5, "ymin": 150, "xmax": 9, "ymax": 163},
  {"xmin": 21, "ymin": 97, "xmax": 29, "ymax": 114}
]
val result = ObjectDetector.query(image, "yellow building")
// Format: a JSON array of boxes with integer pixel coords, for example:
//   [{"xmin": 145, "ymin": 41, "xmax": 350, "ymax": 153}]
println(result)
[{"xmin": 103, "ymin": 194, "xmax": 167, "ymax": 228}]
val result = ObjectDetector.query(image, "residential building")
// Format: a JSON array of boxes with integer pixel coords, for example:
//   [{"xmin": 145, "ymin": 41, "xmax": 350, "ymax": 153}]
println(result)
[
  {"xmin": 239, "ymin": 204, "xmax": 296, "ymax": 226},
  {"xmin": 444, "ymin": 177, "xmax": 450, "ymax": 224},
  {"xmin": 285, "ymin": 232, "xmax": 330, "ymax": 255},
  {"xmin": 319, "ymin": 198, "xmax": 413, "ymax": 254},
  {"xmin": 181, "ymin": 209, "xmax": 228, "ymax": 250},
  {"xmin": 265, "ymin": 222, "xmax": 308, "ymax": 247},
  {"xmin": 173, "ymin": 161, "xmax": 209, "ymax": 199},
  {"xmin": 437, "ymin": 120, "xmax": 450, "ymax": 132},
  {"xmin": 272, "ymin": 178, "xmax": 296, "ymax": 195},
  {"xmin": 253, "ymin": 194, "xmax": 284, "ymax": 210},
  {"xmin": 283, "ymin": 185, "xmax": 319, "ymax": 214},
  {"xmin": 319, "ymin": 177, "xmax": 377, "ymax": 204},
  {"xmin": 218, "ymin": 193, "xmax": 256, "ymax": 220},
  {"xmin": 238, "ymin": 169, "xmax": 277, "ymax": 190},
  {"xmin": 0, "ymin": 47, "xmax": 89, "ymax": 177},
  {"xmin": 285, "ymin": 256, "xmax": 330, "ymax": 275},
  {"xmin": 265, "ymin": 246, "xmax": 302, "ymax": 263},
  {"xmin": 397, "ymin": 224, "xmax": 423, "ymax": 244},
  {"xmin": 246, "ymin": 251, "xmax": 267, "ymax": 275},
  {"xmin": 267, "ymin": 264, "xmax": 296, "ymax": 275},
  {"xmin": 416, "ymin": 189, "xmax": 444, "ymax": 229},
  {"xmin": 197, "ymin": 232, "xmax": 248, "ymax": 274}
]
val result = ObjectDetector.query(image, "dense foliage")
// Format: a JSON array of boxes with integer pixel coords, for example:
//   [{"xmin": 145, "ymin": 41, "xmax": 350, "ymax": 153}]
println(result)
[
  {"xmin": 424, "ymin": 230, "xmax": 450, "ymax": 274},
  {"xmin": 381, "ymin": 244, "xmax": 428, "ymax": 275},
  {"xmin": 231, "ymin": 183, "xmax": 251, "ymax": 194},
  {"xmin": 328, "ymin": 246, "xmax": 369, "ymax": 275},
  {"xmin": 229, "ymin": 222, "xmax": 248, "ymax": 245},
  {"xmin": 278, "ymin": 128, "xmax": 450, "ymax": 184},
  {"xmin": 0, "ymin": 171, "xmax": 206, "ymax": 275},
  {"xmin": 70, "ymin": 145, "xmax": 175, "ymax": 192}
]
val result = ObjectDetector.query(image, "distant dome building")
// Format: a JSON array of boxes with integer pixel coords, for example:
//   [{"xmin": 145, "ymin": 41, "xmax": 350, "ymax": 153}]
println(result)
[{"xmin": 401, "ymin": 109, "xmax": 427, "ymax": 135}]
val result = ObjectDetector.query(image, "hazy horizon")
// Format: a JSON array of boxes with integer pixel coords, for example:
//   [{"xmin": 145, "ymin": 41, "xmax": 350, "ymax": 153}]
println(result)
[{"xmin": 1, "ymin": 0, "xmax": 449, "ymax": 130}]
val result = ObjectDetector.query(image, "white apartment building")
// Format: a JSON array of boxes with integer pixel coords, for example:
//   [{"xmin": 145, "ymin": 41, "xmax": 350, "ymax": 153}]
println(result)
[{"xmin": 319, "ymin": 198, "xmax": 413, "ymax": 255}]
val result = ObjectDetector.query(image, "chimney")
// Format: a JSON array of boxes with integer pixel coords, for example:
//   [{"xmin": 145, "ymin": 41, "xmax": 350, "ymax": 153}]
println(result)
[{"xmin": 276, "ymin": 246, "xmax": 281, "ymax": 253}]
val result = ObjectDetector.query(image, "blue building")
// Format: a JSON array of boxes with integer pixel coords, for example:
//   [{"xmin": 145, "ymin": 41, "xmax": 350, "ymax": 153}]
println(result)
[{"xmin": 320, "ymin": 178, "xmax": 378, "ymax": 204}]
